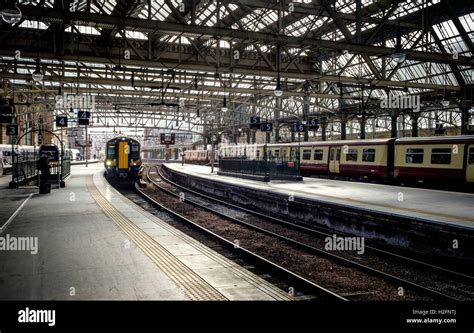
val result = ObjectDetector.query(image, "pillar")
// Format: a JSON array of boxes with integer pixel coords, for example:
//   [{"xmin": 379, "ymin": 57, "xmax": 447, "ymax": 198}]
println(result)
[
  {"xmin": 340, "ymin": 119, "xmax": 347, "ymax": 140},
  {"xmin": 391, "ymin": 111, "xmax": 398, "ymax": 138},
  {"xmin": 411, "ymin": 114, "xmax": 419, "ymax": 137},
  {"xmin": 303, "ymin": 94, "xmax": 309, "ymax": 142},
  {"xmin": 321, "ymin": 123, "xmax": 327, "ymax": 141},
  {"xmin": 360, "ymin": 117, "xmax": 366, "ymax": 139},
  {"xmin": 274, "ymin": 96, "xmax": 281, "ymax": 143}
]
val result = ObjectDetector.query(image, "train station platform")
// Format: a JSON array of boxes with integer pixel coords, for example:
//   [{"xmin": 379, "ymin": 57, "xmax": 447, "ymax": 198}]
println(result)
[
  {"xmin": 165, "ymin": 164, "xmax": 474, "ymax": 229},
  {"xmin": 162, "ymin": 163, "xmax": 474, "ymax": 265},
  {"xmin": 0, "ymin": 165, "xmax": 290, "ymax": 301}
]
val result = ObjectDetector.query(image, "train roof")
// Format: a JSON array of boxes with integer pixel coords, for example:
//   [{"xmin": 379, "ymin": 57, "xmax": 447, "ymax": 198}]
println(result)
[
  {"xmin": 219, "ymin": 138, "xmax": 394, "ymax": 148},
  {"xmin": 218, "ymin": 136, "xmax": 474, "ymax": 148},
  {"xmin": 395, "ymin": 135, "xmax": 474, "ymax": 144},
  {"xmin": 272, "ymin": 138, "xmax": 395, "ymax": 147},
  {"xmin": 106, "ymin": 137, "xmax": 140, "ymax": 144}
]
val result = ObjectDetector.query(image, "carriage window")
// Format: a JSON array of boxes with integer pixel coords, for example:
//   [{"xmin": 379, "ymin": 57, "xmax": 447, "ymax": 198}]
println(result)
[
  {"xmin": 431, "ymin": 148, "xmax": 452, "ymax": 165},
  {"xmin": 469, "ymin": 148, "xmax": 474, "ymax": 164},
  {"xmin": 362, "ymin": 149, "xmax": 376, "ymax": 162},
  {"xmin": 302, "ymin": 150, "xmax": 312, "ymax": 160},
  {"xmin": 274, "ymin": 150, "xmax": 280, "ymax": 158},
  {"xmin": 313, "ymin": 149, "xmax": 324, "ymax": 161},
  {"xmin": 406, "ymin": 148, "xmax": 424, "ymax": 164},
  {"xmin": 346, "ymin": 149, "xmax": 358, "ymax": 162}
]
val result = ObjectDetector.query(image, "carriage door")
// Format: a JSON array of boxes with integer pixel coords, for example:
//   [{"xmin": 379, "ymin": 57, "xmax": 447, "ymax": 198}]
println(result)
[
  {"xmin": 329, "ymin": 147, "xmax": 341, "ymax": 173},
  {"xmin": 467, "ymin": 145, "xmax": 474, "ymax": 183}
]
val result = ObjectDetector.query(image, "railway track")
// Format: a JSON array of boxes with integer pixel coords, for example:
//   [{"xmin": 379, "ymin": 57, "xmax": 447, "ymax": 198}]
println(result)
[
  {"xmin": 157, "ymin": 166, "xmax": 474, "ymax": 286},
  {"xmin": 136, "ymin": 164, "xmax": 473, "ymax": 301}
]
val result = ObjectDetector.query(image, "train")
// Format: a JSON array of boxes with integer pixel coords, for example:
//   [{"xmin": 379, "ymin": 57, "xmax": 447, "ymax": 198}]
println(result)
[
  {"xmin": 0, "ymin": 144, "xmax": 38, "ymax": 175},
  {"xmin": 184, "ymin": 149, "xmax": 218, "ymax": 165},
  {"xmin": 104, "ymin": 137, "xmax": 142, "ymax": 181},
  {"xmin": 185, "ymin": 135, "xmax": 474, "ymax": 186}
]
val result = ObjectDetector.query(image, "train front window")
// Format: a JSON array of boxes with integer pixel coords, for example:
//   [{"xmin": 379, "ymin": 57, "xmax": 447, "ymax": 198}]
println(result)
[
  {"xmin": 314, "ymin": 149, "xmax": 324, "ymax": 161},
  {"xmin": 346, "ymin": 149, "xmax": 358, "ymax": 162},
  {"xmin": 431, "ymin": 148, "xmax": 451, "ymax": 165},
  {"xmin": 302, "ymin": 150, "xmax": 311, "ymax": 160},
  {"xmin": 469, "ymin": 148, "xmax": 474, "ymax": 164},
  {"xmin": 130, "ymin": 143, "xmax": 140, "ymax": 159},
  {"xmin": 406, "ymin": 148, "xmax": 424, "ymax": 164},
  {"xmin": 362, "ymin": 149, "xmax": 376, "ymax": 162},
  {"xmin": 107, "ymin": 145, "xmax": 115, "ymax": 159}
]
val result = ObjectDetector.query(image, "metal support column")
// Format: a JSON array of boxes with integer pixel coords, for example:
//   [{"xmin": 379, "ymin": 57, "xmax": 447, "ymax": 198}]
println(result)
[
  {"xmin": 321, "ymin": 122, "xmax": 327, "ymax": 142},
  {"xmin": 360, "ymin": 117, "xmax": 366, "ymax": 139},
  {"xmin": 412, "ymin": 114, "xmax": 419, "ymax": 137},
  {"xmin": 303, "ymin": 93, "xmax": 309, "ymax": 142},
  {"xmin": 391, "ymin": 112, "xmax": 398, "ymax": 138},
  {"xmin": 340, "ymin": 119, "xmax": 347, "ymax": 140}
]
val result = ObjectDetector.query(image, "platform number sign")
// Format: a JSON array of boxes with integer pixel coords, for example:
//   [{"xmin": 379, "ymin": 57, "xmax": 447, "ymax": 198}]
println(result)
[
  {"xmin": 77, "ymin": 111, "xmax": 90, "ymax": 126},
  {"xmin": 250, "ymin": 116, "xmax": 261, "ymax": 129},
  {"xmin": 260, "ymin": 122, "xmax": 273, "ymax": 132},
  {"xmin": 307, "ymin": 118, "xmax": 319, "ymax": 131},
  {"xmin": 291, "ymin": 123, "xmax": 306, "ymax": 133},
  {"xmin": 7, "ymin": 124, "xmax": 18, "ymax": 136},
  {"xmin": 77, "ymin": 111, "xmax": 91, "ymax": 119},
  {"xmin": 56, "ymin": 115, "xmax": 68, "ymax": 127}
]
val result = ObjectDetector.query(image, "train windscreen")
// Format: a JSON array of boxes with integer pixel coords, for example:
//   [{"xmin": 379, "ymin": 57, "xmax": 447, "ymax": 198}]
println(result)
[{"xmin": 107, "ymin": 143, "xmax": 115, "ymax": 159}]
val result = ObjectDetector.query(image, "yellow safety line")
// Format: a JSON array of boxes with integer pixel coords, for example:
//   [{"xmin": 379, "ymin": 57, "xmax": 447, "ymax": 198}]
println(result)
[{"xmin": 86, "ymin": 177, "xmax": 227, "ymax": 301}]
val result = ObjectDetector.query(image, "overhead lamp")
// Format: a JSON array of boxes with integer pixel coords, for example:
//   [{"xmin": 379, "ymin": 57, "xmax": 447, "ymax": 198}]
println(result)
[
  {"xmin": 391, "ymin": 49, "xmax": 406, "ymax": 64},
  {"xmin": 441, "ymin": 99, "xmax": 450, "ymax": 107},
  {"xmin": 221, "ymin": 95, "xmax": 228, "ymax": 112},
  {"xmin": 1, "ymin": 1, "xmax": 21, "ymax": 25},
  {"xmin": 274, "ymin": 44, "xmax": 283, "ymax": 97},
  {"xmin": 391, "ymin": 17, "xmax": 406, "ymax": 64},
  {"xmin": 274, "ymin": 73, "xmax": 283, "ymax": 97},
  {"xmin": 32, "ymin": 58, "xmax": 43, "ymax": 82}
]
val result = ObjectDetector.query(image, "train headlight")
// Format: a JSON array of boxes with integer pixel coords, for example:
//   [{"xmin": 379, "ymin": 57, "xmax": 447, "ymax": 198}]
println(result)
[{"xmin": 106, "ymin": 160, "xmax": 112, "ymax": 166}]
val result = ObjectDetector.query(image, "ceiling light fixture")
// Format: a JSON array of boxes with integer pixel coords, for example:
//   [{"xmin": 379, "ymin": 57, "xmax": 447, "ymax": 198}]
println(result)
[
  {"xmin": 32, "ymin": 58, "xmax": 43, "ymax": 82},
  {"xmin": 274, "ymin": 45, "xmax": 283, "ymax": 97},
  {"xmin": 221, "ymin": 94, "xmax": 228, "ymax": 112},
  {"xmin": 274, "ymin": 73, "xmax": 283, "ymax": 97},
  {"xmin": 1, "ymin": 1, "xmax": 21, "ymax": 25},
  {"xmin": 391, "ymin": 13, "xmax": 406, "ymax": 64}
]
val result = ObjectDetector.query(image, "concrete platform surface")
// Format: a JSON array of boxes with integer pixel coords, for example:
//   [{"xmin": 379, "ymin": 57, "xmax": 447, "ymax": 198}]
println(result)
[
  {"xmin": 165, "ymin": 164, "xmax": 474, "ymax": 230},
  {"xmin": 0, "ymin": 164, "xmax": 289, "ymax": 301}
]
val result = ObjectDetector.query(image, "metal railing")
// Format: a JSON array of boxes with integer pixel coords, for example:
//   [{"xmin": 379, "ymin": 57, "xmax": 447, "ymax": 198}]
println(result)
[
  {"xmin": 219, "ymin": 158, "xmax": 300, "ymax": 177},
  {"xmin": 10, "ymin": 156, "xmax": 71, "ymax": 188},
  {"xmin": 12, "ymin": 160, "xmax": 38, "ymax": 185},
  {"xmin": 61, "ymin": 157, "xmax": 71, "ymax": 180}
]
